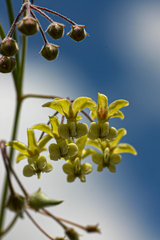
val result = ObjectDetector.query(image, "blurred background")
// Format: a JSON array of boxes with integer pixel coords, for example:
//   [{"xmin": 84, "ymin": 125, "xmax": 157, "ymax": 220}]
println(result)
[{"xmin": 0, "ymin": 0, "xmax": 160, "ymax": 239}]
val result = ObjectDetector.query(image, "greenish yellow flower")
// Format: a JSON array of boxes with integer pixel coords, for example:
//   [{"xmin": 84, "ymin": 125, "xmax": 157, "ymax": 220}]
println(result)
[
  {"xmin": 87, "ymin": 128, "xmax": 137, "ymax": 172},
  {"xmin": 6, "ymin": 128, "xmax": 52, "ymax": 178},
  {"xmin": 90, "ymin": 93, "xmax": 129, "ymax": 121},
  {"xmin": 42, "ymin": 97, "xmax": 96, "ymax": 139},
  {"xmin": 32, "ymin": 116, "xmax": 78, "ymax": 160},
  {"xmin": 62, "ymin": 135, "xmax": 95, "ymax": 182}
]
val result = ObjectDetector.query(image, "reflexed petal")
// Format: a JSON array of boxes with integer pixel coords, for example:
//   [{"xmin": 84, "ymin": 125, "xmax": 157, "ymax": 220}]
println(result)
[
  {"xmin": 38, "ymin": 135, "xmax": 52, "ymax": 152},
  {"xmin": 109, "ymin": 128, "xmax": 127, "ymax": 149},
  {"xmin": 86, "ymin": 139, "xmax": 101, "ymax": 151},
  {"xmin": 97, "ymin": 93, "xmax": 108, "ymax": 120},
  {"xmin": 63, "ymin": 163, "xmax": 74, "ymax": 174},
  {"xmin": 72, "ymin": 97, "xmax": 91, "ymax": 116},
  {"xmin": 90, "ymin": 107, "xmax": 97, "ymax": 120},
  {"xmin": 108, "ymin": 99, "xmax": 129, "ymax": 118},
  {"xmin": 16, "ymin": 153, "xmax": 27, "ymax": 162},
  {"xmin": 81, "ymin": 148, "xmax": 96, "ymax": 159},
  {"xmin": 6, "ymin": 141, "xmax": 28, "ymax": 155},
  {"xmin": 32, "ymin": 124, "xmax": 53, "ymax": 137},
  {"xmin": 81, "ymin": 163, "xmax": 92, "ymax": 174},
  {"xmin": 42, "ymin": 101, "xmax": 64, "ymax": 115},
  {"xmin": 37, "ymin": 155, "xmax": 47, "ymax": 170},
  {"xmin": 109, "ymin": 110, "xmax": 124, "ymax": 119},
  {"xmin": 113, "ymin": 143, "xmax": 137, "ymax": 155},
  {"xmin": 58, "ymin": 124, "xmax": 70, "ymax": 139},
  {"xmin": 76, "ymin": 135, "xmax": 87, "ymax": 156},
  {"xmin": 54, "ymin": 99, "xmax": 70, "ymax": 116},
  {"xmin": 92, "ymin": 153, "xmax": 103, "ymax": 165},
  {"xmin": 49, "ymin": 116, "xmax": 60, "ymax": 136},
  {"xmin": 27, "ymin": 128, "xmax": 38, "ymax": 153},
  {"xmin": 67, "ymin": 143, "xmax": 78, "ymax": 157},
  {"xmin": 23, "ymin": 165, "xmax": 35, "ymax": 177}
]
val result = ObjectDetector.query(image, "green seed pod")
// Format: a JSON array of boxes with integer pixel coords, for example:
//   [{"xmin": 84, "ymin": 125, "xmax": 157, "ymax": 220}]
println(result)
[
  {"xmin": 110, "ymin": 154, "xmax": 122, "ymax": 165},
  {"xmin": 88, "ymin": 122, "xmax": 100, "ymax": 139},
  {"xmin": 0, "ymin": 56, "xmax": 16, "ymax": 73},
  {"xmin": 67, "ymin": 25, "xmax": 88, "ymax": 42},
  {"xmin": 6, "ymin": 193, "xmax": 26, "ymax": 215},
  {"xmin": 76, "ymin": 123, "xmax": 88, "ymax": 138},
  {"xmin": 40, "ymin": 43, "xmax": 59, "ymax": 61},
  {"xmin": 46, "ymin": 22, "xmax": 65, "ymax": 39},
  {"xmin": 67, "ymin": 143, "xmax": 78, "ymax": 157},
  {"xmin": 65, "ymin": 228, "xmax": 79, "ymax": 240},
  {"xmin": 28, "ymin": 188, "xmax": 63, "ymax": 210},
  {"xmin": 106, "ymin": 127, "xmax": 117, "ymax": 140},
  {"xmin": 58, "ymin": 124, "xmax": 70, "ymax": 139},
  {"xmin": 0, "ymin": 38, "xmax": 19, "ymax": 56},
  {"xmin": 49, "ymin": 143, "xmax": 61, "ymax": 160},
  {"xmin": 17, "ymin": 16, "xmax": 39, "ymax": 36}
]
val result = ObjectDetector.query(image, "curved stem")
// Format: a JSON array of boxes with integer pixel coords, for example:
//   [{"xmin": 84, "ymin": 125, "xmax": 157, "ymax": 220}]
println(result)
[
  {"xmin": 0, "ymin": 214, "xmax": 19, "ymax": 237},
  {"xmin": 21, "ymin": 93, "xmax": 63, "ymax": 100}
]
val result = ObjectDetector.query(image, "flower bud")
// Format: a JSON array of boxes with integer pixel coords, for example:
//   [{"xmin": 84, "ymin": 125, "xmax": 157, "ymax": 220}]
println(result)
[
  {"xmin": 40, "ymin": 43, "xmax": 59, "ymax": 61},
  {"xmin": 0, "ymin": 56, "xmax": 16, "ymax": 73},
  {"xmin": 46, "ymin": 22, "xmax": 65, "ymax": 39},
  {"xmin": 0, "ymin": 38, "xmax": 19, "ymax": 56},
  {"xmin": 65, "ymin": 228, "xmax": 79, "ymax": 240},
  {"xmin": 28, "ymin": 188, "xmax": 63, "ymax": 210},
  {"xmin": 67, "ymin": 25, "xmax": 89, "ymax": 42},
  {"xmin": 17, "ymin": 16, "xmax": 39, "ymax": 36},
  {"xmin": 6, "ymin": 193, "xmax": 26, "ymax": 215}
]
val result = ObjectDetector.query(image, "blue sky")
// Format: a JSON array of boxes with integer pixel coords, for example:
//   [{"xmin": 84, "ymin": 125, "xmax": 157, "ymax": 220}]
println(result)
[{"xmin": 0, "ymin": 0, "xmax": 160, "ymax": 239}]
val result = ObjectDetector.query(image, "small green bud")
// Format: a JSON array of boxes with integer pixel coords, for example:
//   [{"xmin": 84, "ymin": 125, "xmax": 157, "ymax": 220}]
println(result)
[
  {"xmin": 6, "ymin": 193, "xmax": 26, "ymax": 215},
  {"xmin": 46, "ymin": 22, "xmax": 65, "ymax": 39},
  {"xmin": 40, "ymin": 43, "xmax": 59, "ymax": 61},
  {"xmin": 0, "ymin": 38, "xmax": 19, "ymax": 56},
  {"xmin": 28, "ymin": 188, "xmax": 63, "ymax": 210},
  {"xmin": 17, "ymin": 16, "xmax": 39, "ymax": 36},
  {"xmin": 0, "ymin": 56, "xmax": 16, "ymax": 73},
  {"xmin": 65, "ymin": 228, "xmax": 79, "ymax": 240},
  {"xmin": 49, "ymin": 143, "xmax": 61, "ymax": 160},
  {"xmin": 86, "ymin": 224, "xmax": 101, "ymax": 233},
  {"xmin": 67, "ymin": 25, "xmax": 89, "ymax": 42}
]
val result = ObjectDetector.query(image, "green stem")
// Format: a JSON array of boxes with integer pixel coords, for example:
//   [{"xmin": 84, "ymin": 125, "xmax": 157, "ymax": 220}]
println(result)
[
  {"xmin": 0, "ymin": 100, "xmax": 22, "ymax": 233},
  {"xmin": 0, "ymin": 215, "xmax": 19, "ymax": 237}
]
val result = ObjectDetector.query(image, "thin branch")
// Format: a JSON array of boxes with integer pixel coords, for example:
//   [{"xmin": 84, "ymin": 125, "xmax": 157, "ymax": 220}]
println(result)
[
  {"xmin": 30, "ymin": 5, "xmax": 53, "ymax": 23},
  {"xmin": 0, "ymin": 214, "xmax": 19, "ymax": 237},
  {"xmin": 21, "ymin": 93, "xmax": 63, "ymax": 101},
  {"xmin": 30, "ymin": 10, "xmax": 48, "ymax": 44},
  {"xmin": 0, "ymin": 141, "xmax": 15, "ymax": 195},
  {"xmin": 81, "ymin": 110, "xmax": 93, "ymax": 122},
  {"xmin": 33, "ymin": 5, "xmax": 76, "ymax": 25},
  {"xmin": 24, "ymin": 210, "xmax": 56, "ymax": 240}
]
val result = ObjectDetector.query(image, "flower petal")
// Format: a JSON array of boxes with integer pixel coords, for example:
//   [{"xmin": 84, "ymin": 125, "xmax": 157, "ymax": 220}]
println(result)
[
  {"xmin": 108, "ymin": 99, "xmax": 129, "ymax": 118},
  {"xmin": 54, "ymin": 99, "xmax": 71, "ymax": 116},
  {"xmin": 6, "ymin": 141, "xmax": 28, "ymax": 155},
  {"xmin": 42, "ymin": 101, "xmax": 64, "ymax": 115},
  {"xmin": 72, "ymin": 97, "xmax": 91, "ymax": 116},
  {"xmin": 81, "ymin": 163, "xmax": 92, "ymax": 174},
  {"xmin": 16, "ymin": 153, "xmax": 28, "ymax": 162},
  {"xmin": 109, "ymin": 128, "xmax": 127, "ymax": 149},
  {"xmin": 27, "ymin": 129, "xmax": 38, "ymax": 153},
  {"xmin": 63, "ymin": 163, "xmax": 74, "ymax": 174},
  {"xmin": 32, "ymin": 124, "xmax": 53, "ymax": 137},
  {"xmin": 113, "ymin": 143, "xmax": 137, "ymax": 155}
]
